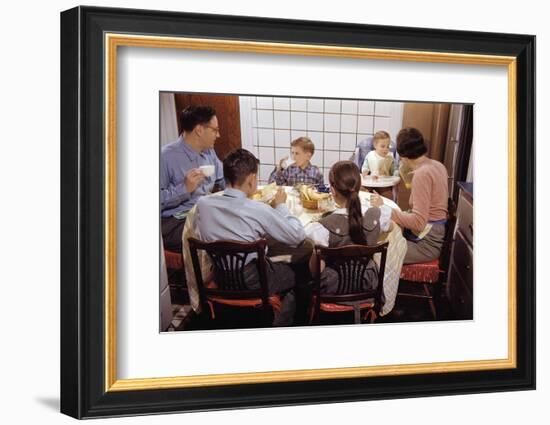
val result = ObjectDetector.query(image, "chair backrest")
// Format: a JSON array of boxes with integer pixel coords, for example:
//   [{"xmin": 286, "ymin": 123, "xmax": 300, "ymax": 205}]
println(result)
[
  {"xmin": 439, "ymin": 197, "xmax": 458, "ymax": 278},
  {"xmin": 351, "ymin": 136, "xmax": 399, "ymax": 169},
  {"xmin": 314, "ymin": 242, "xmax": 389, "ymax": 311},
  {"xmin": 187, "ymin": 237, "xmax": 270, "ymax": 306}
]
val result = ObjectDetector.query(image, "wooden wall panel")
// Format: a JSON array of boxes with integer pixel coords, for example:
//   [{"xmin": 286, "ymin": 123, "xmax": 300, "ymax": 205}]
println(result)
[
  {"xmin": 402, "ymin": 103, "xmax": 435, "ymax": 151},
  {"xmin": 430, "ymin": 104, "xmax": 451, "ymax": 163},
  {"xmin": 173, "ymin": 93, "xmax": 242, "ymax": 160},
  {"xmin": 397, "ymin": 102, "xmax": 450, "ymax": 209}
]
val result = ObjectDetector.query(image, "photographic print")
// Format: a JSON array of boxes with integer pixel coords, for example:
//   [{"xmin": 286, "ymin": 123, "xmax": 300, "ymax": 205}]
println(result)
[
  {"xmin": 160, "ymin": 92, "xmax": 474, "ymax": 332},
  {"xmin": 61, "ymin": 6, "xmax": 534, "ymax": 418}
]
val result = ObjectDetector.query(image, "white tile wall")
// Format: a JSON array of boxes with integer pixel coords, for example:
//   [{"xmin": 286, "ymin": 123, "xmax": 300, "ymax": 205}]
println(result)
[
  {"xmin": 260, "ymin": 164, "xmax": 274, "ymax": 181},
  {"xmin": 274, "ymin": 129, "xmax": 291, "ymax": 147},
  {"xmin": 340, "ymin": 133, "xmax": 357, "ymax": 151},
  {"xmin": 324, "ymin": 132, "xmax": 340, "ymax": 150},
  {"xmin": 275, "ymin": 148, "xmax": 290, "ymax": 163},
  {"xmin": 340, "ymin": 114, "xmax": 357, "ymax": 133},
  {"xmin": 274, "ymin": 110, "xmax": 290, "ymax": 129},
  {"xmin": 258, "ymin": 146, "xmax": 275, "ymax": 165},
  {"xmin": 342, "ymin": 100, "xmax": 358, "ymax": 114},
  {"xmin": 357, "ymin": 133, "xmax": 372, "ymax": 144},
  {"xmin": 249, "ymin": 96, "xmax": 403, "ymax": 183},
  {"xmin": 307, "ymin": 113, "xmax": 324, "ymax": 131},
  {"xmin": 291, "ymin": 98, "xmax": 307, "ymax": 111},
  {"xmin": 307, "ymin": 98, "xmax": 324, "ymax": 112},
  {"xmin": 258, "ymin": 128, "xmax": 274, "ymax": 146},
  {"xmin": 257, "ymin": 110, "xmax": 274, "ymax": 128},
  {"xmin": 374, "ymin": 116, "xmax": 391, "ymax": 132},
  {"xmin": 324, "ymin": 99, "xmax": 341, "ymax": 113},
  {"xmin": 291, "ymin": 130, "xmax": 303, "ymax": 140},
  {"xmin": 358, "ymin": 100, "xmax": 375, "ymax": 115},
  {"xmin": 323, "ymin": 168, "xmax": 330, "ymax": 183},
  {"xmin": 324, "ymin": 114, "xmax": 340, "ymax": 132},
  {"xmin": 307, "ymin": 131, "xmax": 323, "ymax": 148},
  {"xmin": 324, "ymin": 151, "xmax": 340, "ymax": 167},
  {"xmin": 357, "ymin": 115, "xmax": 374, "ymax": 133},
  {"xmin": 340, "ymin": 150, "xmax": 354, "ymax": 161},
  {"xmin": 374, "ymin": 101, "xmax": 392, "ymax": 116},
  {"xmin": 273, "ymin": 97, "xmax": 290, "ymax": 110},
  {"xmin": 291, "ymin": 111, "xmax": 307, "ymax": 130},
  {"xmin": 257, "ymin": 97, "xmax": 273, "ymax": 109}
]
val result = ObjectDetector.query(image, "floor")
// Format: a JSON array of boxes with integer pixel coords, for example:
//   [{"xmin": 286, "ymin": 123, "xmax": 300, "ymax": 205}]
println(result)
[{"xmin": 166, "ymin": 279, "xmax": 455, "ymax": 332}]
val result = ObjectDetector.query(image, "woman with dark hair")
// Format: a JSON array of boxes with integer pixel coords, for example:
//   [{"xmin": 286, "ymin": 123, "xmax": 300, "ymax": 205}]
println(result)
[
  {"xmin": 305, "ymin": 161, "xmax": 392, "ymax": 293},
  {"xmin": 370, "ymin": 127, "xmax": 449, "ymax": 264}
]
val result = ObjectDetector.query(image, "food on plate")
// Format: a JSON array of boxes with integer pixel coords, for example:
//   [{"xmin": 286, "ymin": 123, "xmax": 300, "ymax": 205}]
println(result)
[{"xmin": 251, "ymin": 182, "xmax": 277, "ymax": 202}]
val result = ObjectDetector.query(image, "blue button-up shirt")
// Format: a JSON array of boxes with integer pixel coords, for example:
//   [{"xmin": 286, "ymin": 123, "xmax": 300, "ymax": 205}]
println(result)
[
  {"xmin": 160, "ymin": 136, "xmax": 225, "ymax": 217},
  {"xmin": 196, "ymin": 188, "xmax": 305, "ymax": 263}
]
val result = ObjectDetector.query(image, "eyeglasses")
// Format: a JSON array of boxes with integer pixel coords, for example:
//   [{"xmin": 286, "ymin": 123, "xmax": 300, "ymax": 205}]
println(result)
[{"xmin": 203, "ymin": 125, "xmax": 220, "ymax": 134}]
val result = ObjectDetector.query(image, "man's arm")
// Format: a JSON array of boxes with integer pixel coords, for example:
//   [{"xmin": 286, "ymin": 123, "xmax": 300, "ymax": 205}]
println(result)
[
  {"xmin": 260, "ymin": 188, "xmax": 305, "ymax": 246},
  {"xmin": 160, "ymin": 158, "xmax": 190, "ymax": 211}
]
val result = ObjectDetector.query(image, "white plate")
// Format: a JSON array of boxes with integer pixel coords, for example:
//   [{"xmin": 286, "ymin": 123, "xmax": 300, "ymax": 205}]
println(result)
[{"xmin": 361, "ymin": 175, "xmax": 400, "ymax": 188}]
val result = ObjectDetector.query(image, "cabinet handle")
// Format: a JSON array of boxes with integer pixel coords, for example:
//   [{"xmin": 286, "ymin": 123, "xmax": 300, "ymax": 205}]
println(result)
[{"xmin": 469, "ymin": 223, "xmax": 473, "ymax": 235}]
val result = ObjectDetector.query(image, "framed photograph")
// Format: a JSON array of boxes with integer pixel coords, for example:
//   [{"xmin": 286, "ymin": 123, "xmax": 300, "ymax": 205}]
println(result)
[{"xmin": 60, "ymin": 5, "xmax": 535, "ymax": 419}]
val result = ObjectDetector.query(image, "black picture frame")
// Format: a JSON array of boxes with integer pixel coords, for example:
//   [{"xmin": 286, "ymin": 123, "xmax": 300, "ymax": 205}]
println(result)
[{"xmin": 60, "ymin": 5, "xmax": 535, "ymax": 419}]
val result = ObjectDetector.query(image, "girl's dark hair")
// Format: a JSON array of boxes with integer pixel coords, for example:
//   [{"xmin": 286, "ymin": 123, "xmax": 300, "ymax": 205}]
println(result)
[
  {"xmin": 329, "ymin": 161, "xmax": 366, "ymax": 245},
  {"xmin": 396, "ymin": 127, "xmax": 428, "ymax": 159},
  {"xmin": 180, "ymin": 106, "xmax": 216, "ymax": 132},
  {"xmin": 223, "ymin": 149, "xmax": 259, "ymax": 186}
]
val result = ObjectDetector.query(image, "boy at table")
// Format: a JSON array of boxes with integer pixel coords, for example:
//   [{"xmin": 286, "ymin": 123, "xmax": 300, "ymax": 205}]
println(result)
[
  {"xmin": 269, "ymin": 136, "xmax": 324, "ymax": 186},
  {"xmin": 196, "ymin": 149, "xmax": 307, "ymax": 326}
]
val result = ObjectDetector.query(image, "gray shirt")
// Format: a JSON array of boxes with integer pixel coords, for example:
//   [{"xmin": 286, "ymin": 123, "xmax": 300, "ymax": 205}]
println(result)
[
  {"xmin": 196, "ymin": 188, "xmax": 305, "ymax": 262},
  {"xmin": 160, "ymin": 136, "xmax": 225, "ymax": 217}
]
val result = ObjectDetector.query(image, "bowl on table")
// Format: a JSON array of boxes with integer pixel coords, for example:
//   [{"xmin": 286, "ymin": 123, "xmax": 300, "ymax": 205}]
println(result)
[
  {"xmin": 301, "ymin": 198, "xmax": 319, "ymax": 210},
  {"xmin": 297, "ymin": 184, "xmax": 331, "ymax": 211}
]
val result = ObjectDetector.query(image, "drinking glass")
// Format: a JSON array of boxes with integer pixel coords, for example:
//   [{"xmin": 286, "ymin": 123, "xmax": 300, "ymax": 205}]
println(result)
[{"xmin": 399, "ymin": 162, "xmax": 414, "ymax": 189}]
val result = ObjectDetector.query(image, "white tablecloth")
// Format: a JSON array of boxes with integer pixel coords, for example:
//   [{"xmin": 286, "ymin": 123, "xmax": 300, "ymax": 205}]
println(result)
[{"xmin": 181, "ymin": 187, "xmax": 406, "ymax": 316}]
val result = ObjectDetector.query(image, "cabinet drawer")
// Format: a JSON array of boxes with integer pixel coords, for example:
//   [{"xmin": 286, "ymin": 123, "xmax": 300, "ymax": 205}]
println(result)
[
  {"xmin": 448, "ymin": 264, "xmax": 473, "ymax": 320},
  {"xmin": 452, "ymin": 231, "xmax": 473, "ymax": 292},
  {"xmin": 456, "ymin": 191, "xmax": 473, "ymax": 246}
]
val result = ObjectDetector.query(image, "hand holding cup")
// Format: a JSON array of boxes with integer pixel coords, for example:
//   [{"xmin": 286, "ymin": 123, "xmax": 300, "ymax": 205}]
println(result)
[
  {"xmin": 369, "ymin": 190, "xmax": 384, "ymax": 208},
  {"xmin": 184, "ymin": 168, "xmax": 206, "ymax": 193},
  {"xmin": 272, "ymin": 187, "xmax": 287, "ymax": 207}
]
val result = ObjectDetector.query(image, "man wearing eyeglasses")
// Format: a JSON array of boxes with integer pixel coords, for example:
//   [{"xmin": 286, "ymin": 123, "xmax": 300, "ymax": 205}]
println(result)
[{"xmin": 160, "ymin": 105, "xmax": 225, "ymax": 252}]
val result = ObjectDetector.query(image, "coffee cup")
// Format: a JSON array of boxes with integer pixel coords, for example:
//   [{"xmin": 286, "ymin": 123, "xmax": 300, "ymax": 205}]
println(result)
[{"xmin": 199, "ymin": 165, "xmax": 215, "ymax": 177}]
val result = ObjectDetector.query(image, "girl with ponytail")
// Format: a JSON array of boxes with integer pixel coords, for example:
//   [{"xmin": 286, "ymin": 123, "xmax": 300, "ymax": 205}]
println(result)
[{"xmin": 304, "ymin": 161, "xmax": 393, "ymax": 293}]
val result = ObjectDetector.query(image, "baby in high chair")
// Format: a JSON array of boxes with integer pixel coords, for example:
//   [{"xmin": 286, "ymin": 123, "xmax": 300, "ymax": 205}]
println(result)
[
  {"xmin": 361, "ymin": 130, "xmax": 398, "ymax": 179},
  {"xmin": 361, "ymin": 131, "xmax": 399, "ymax": 199}
]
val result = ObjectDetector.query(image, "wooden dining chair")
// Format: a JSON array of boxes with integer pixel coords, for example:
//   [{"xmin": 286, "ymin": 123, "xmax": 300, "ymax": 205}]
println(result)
[
  {"xmin": 397, "ymin": 198, "xmax": 457, "ymax": 319},
  {"xmin": 163, "ymin": 248, "xmax": 188, "ymax": 303},
  {"xmin": 309, "ymin": 242, "xmax": 389, "ymax": 325},
  {"xmin": 188, "ymin": 237, "xmax": 280, "ymax": 326}
]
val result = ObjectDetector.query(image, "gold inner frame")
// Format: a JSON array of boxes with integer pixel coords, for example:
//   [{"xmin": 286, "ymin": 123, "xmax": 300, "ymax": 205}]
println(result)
[{"xmin": 104, "ymin": 33, "xmax": 517, "ymax": 392}]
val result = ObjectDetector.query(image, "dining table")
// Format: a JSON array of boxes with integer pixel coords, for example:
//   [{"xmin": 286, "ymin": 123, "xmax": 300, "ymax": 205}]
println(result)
[{"xmin": 181, "ymin": 185, "xmax": 407, "ymax": 317}]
